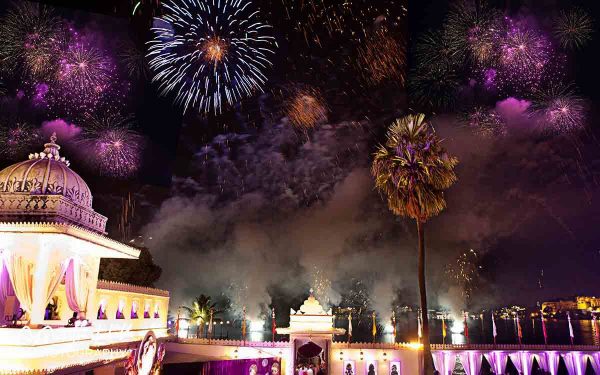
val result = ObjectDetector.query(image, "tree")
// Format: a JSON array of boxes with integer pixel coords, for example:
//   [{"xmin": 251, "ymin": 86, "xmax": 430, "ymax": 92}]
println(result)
[
  {"xmin": 99, "ymin": 246, "xmax": 162, "ymax": 287},
  {"xmin": 182, "ymin": 295, "xmax": 222, "ymax": 338},
  {"xmin": 372, "ymin": 114, "xmax": 458, "ymax": 375}
]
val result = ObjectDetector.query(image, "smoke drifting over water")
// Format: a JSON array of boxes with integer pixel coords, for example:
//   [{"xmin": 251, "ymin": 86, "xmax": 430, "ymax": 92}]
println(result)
[{"xmin": 143, "ymin": 113, "xmax": 600, "ymax": 321}]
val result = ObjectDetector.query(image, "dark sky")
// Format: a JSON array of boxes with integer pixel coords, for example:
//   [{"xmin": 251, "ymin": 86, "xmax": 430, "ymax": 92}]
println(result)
[{"xmin": 1, "ymin": 0, "xmax": 599, "ymax": 320}]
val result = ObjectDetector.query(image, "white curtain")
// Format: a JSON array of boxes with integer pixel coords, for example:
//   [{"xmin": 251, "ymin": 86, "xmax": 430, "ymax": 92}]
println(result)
[
  {"xmin": 432, "ymin": 351, "xmax": 447, "ymax": 375},
  {"xmin": 535, "ymin": 353, "xmax": 549, "ymax": 373},
  {"xmin": 547, "ymin": 352, "xmax": 561, "ymax": 375},
  {"xmin": 3, "ymin": 252, "xmax": 34, "ymax": 313},
  {"xmin": 65, "ymin": 258, "xmax": 92, "ymax": 315},
  {"xmin": 484, "ymin": 352, "xmax": 498, "ymax": 374},
  {"xmin": 520, "ymin": 352, "xmax": 534, "ymax": 375},
  {"xmin": 492, "ymin": 352, "xmax": 509, "ymax": 374},
  {"xmin": 509, "ymin": 352, "xmax": 524, "ymax": 374},
  {"xmin": 562, "ymin": 352, "xmax": 584, "ymax": 375},
  {"xmin": 586, "ymin": 353, "xmax": 600, "ymax": 375},
  {"xmin": 459, "ymin": 351, "xmax": 482, "ymax": 375},
  {"xmin": 41, "ymin": 259, "xmax": 69, "ymax": 308},
  {"xmin": 0, "ymin": 256, "xmax": 15, "ymax": 302}
]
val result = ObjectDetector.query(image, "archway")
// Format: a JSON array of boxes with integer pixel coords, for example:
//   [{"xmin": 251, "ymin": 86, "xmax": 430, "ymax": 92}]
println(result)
[{"xmin": 295, "ymin": 341, "xmax": 326, "ymax": 374}]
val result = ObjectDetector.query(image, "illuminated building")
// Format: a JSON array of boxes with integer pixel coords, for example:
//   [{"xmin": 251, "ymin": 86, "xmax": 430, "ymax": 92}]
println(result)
[
  {"xmin": 542, "ymin": 296, "xmax": 600, "ymax": 314},
  {"xmin": 0, "ymin": 134, "xmax": 169, "ymax": 373}
]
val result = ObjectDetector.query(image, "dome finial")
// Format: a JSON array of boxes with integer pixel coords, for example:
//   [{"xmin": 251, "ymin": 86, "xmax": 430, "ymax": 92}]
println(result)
[
  {"xmin": 50, "ymin": 132, "xmax": 57, "ymax": 144},
  {"xmin": 28, "ymin": 131, "xmax": 69, "ymax": 165}
]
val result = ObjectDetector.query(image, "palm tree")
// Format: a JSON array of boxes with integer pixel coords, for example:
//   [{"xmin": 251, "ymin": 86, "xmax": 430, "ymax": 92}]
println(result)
[
  {"xmin": 182, "ymin": 295, "xmax": 222, "ymax": 338},
  {"xmin": 372, "ymin": 114, "xmax": 458, "ymax": 375}
]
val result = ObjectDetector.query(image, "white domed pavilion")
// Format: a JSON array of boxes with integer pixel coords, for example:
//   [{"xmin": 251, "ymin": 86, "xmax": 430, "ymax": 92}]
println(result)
[{"xmin": 0, "ymin": 134, "xmax": 170, "ymax": 373}]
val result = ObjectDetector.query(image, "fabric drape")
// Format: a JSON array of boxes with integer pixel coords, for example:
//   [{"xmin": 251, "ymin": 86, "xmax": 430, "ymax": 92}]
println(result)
[
  {"xmin": 484, "ymin": 352, "xmax": 497, "ymax": 374},
  {"xmin": 432, "ymin": 351, "xmax": 447, "ymax": 375},
  {"xmin": 547, "ymin": 352, "xmax": 561, "ymax": 375},
  {"xmin": 0, "ymin": 258, "xmax": 15, "ymax": 302},
  {"xmin": 509, "ymin": 352, "xmax": 523, "ymax": 374},
  {"xmin": 65, "ymin": 258, "xmax": 91, "ymax": 314},
  {"xmin": 535, "ymin": 352, "xmax": 549, "ymax": 373},
  {"xmin": 586, "ymin": 353, "xmax": 600, "ymax": 375},
  {"xmin": 42, "ymin": 260, "xmax": 69, "ymax": 308},
  {"xmin": 3, "ymin": 253, "xmax": 34, "ymax": 313},
  {"xmin": 459, "ymin": 351, "xmax": 482, "ymax": 375},
  {"xmin": 492, "ymin": 352, "xmax": 509, "ymax": 374},
  {"xmin": 562, "ymin": 352, "xmax": 585, "ymax": 375},
  {"xmin": 520, "ymin": 352, "xmax": 535, "ymax": 375}
]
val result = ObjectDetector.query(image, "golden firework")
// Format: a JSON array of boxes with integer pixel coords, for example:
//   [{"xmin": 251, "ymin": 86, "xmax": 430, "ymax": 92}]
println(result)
[
  {"xmin": 284, "ymin": 85, "xmax": 328, "ymax": 130},
  {"xmin": 357, "ymin": 29, "xmax": 406, "ymax": 86},
  {"xmin": 202, "ymin": 36, "xmax": 228, "ymax": 64}
]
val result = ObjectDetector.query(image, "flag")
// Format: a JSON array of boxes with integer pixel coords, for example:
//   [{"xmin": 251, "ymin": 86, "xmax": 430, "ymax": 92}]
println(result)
[
  {"xmin": 516, "ymin": 313, "xmax": 522, "ymax": 344},
  {"xmin": 348, "ymin": 313, "xmax": 352, "ymax": 342},
  {"xmin": 208, "ymin": 308, "xmax": 214, "ymax": 338},
  {"xmin": 348, "ymin": 312, "xmax": 353, "ymax": 345},
  {"xmin": 464, "ymin": 313, "xmax": 469, "ymax": 343},
  {"xmin": 417, "ymin": 314, "xmax": 422, "ymax": 341},
  {"xmin": 593, "ymin": 315, "xmax": 599, "ymax": 342},
  {"xmin": 241, "ymin": 306, "xmax": 247, "ymax": 340},
  {"xmin": 541, "ymin": 311, "xmax": 548, "ymax": 345},
  {"xmin": 568, "ymin": 312, "xmax": 574, "ymax": 344},
  {"xmin": 392, "ymin": 311, "xmax": 397, "ymax": 341},
  {"xmin": 372, "ymin": 312, "xmax": 377, "ymax": 340},
  {"xmin": 442, "ymin": 316, "xmax": 447, "ymax": 341},
  {"xmin": 492, "ymin": 313, "xmax": 497, "ymax": 344},
  {"xmin": 271, "ymin": 308, "xmax": 276, "ymax": 343}
]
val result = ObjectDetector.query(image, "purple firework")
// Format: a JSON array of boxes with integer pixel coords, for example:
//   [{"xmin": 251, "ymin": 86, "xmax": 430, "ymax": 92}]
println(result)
[
  {"xmin": 79, "ymin": 114, "xmax": 142, "ymax": 178},
  {"xmin": 497, "ymin": 20, "xmax": 552, "ymax": 93},
  {"xmin": 532, "ymin": 85, "xmax": 586, "ymax": 134}
]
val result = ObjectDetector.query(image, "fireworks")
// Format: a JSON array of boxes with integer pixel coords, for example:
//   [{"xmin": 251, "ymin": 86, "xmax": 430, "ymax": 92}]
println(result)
[
  {"xmin": 0, "ymin": 122, "xmax": 42, "ymax": 160},
  {"xmin": 356, "ymin": 29, "xmax": 406, "ymax": 86},
  {"xmin": 463, "ymin": 107, "xmax": 507, "ymax": 138},
  {"xmin": 0, "ymin": 2, "xmax": 60, "ymax": 78},
  {"xmin": 496, "ymin": 23, "xmax": 552, "ymax": 94},
  {"xmin": 118, "ymin": 39, "xmax": 150, "ymax": 80},
  {"xmin": 532, "ymin": 85, "xmax": 586, "ymax": 134},
  {"xmin": 445, "ymin": 249, "xmax": 482, "ymax": 300},
  {"xmin": 147, "ymin": 0, "xmax": 276, "ymax": 114},
  {"xmin": 444, "ymin": 0, "xmax": 502, "ymax": 65},
  {"xmin": 282, "ymin": 85, "xmax": 328, "ymax": 130},
  {"xmin": 408, "ymin": 67, "xmax": 459, "ymax": 110},
  {"xmin": 58, "ymin": 43, "xmax": 113, "ymax": 97},
  {"xmin": 79, "ymin": 114, "xmax": 142, "ymax": 178},
  {"xmin": 414, "ymin": 30, "xmax": 459, "ymax": 72},
  {"xmin": 553, "ymin": 7, "xmax": 594, "ymax": 50}
]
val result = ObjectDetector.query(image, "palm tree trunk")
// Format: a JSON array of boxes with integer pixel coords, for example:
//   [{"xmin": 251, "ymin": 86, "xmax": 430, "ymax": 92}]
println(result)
[{"xmin": 417, "ymin": 220, "xmax": 433, "ymax": 375}]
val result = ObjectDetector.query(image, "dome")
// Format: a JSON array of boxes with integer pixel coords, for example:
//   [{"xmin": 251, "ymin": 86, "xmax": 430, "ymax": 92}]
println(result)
[
  {"xmin": 0, "ymin": 133, "xmax": 92, "ymax": 207},
  {"xmin": 0, "ymin": 133, "xmax": 107, "ymax": 233}
]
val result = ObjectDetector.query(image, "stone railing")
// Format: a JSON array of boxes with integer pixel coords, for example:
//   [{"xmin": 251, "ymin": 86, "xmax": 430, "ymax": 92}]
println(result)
[
  {"xmin": 0, "ymin": 194, "xmax": 107, "ymax": 233},
  {"xmin": 331, "ymin": 341, "xmax": 417, "ymax": 349},
  {"xmin": 97, "ymin": 280, "xmax": 170, "ymax": 298},
  {"xmin": 176, "ymin": 337, "xmax": 291, "ymax": 348}
]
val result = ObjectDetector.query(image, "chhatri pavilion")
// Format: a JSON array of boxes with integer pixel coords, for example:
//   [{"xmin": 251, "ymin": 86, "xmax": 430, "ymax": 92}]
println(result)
[{"xmin": 0, "ymin": 134, "xmax": 169, "ymax": 373}]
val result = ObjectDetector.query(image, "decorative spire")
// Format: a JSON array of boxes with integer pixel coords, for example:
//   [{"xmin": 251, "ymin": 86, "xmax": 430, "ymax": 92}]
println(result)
[{"xmin": 29, "ymin": 132, "xmax": 70, "ymax": 166}]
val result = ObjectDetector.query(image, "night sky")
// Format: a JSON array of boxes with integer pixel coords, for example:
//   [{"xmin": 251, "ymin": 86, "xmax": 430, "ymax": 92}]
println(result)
[{"xmin": 0, "ymin": 0, "xmax": 599, "ymax": 324}]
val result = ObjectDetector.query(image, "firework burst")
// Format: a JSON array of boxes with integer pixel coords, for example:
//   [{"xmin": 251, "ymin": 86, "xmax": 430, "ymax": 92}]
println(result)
[
  {"xmin": 532, "ymin": 84, "xmax": 586, "ymax": 134},
  {"xmin": 553, "ymin": 7, "xmax": 594, "ymax": 51},
  {"xmin": 356, "ymin": 28, "xmax": 406, "ymax": 86},
  {"xmin": 0, "ymin": 2, "xmax": 61, "ymax": 79},
  {"xmin": 496, "ymin": 22, "xmax": 552, "ymax": 94},
  {"xmin": 414, "ymin": 30, "xmax": 459, "ymax": 72},
  {"xmin": 444, "ymin": 0, "xmax": 502, "ymax": 65},
  {"xmin": 445, "ymin": 249, "xmax": 482, "ymax": 300},
  {"xmin": 408, "ymin": 67, "xmax": 460, "ymax": 110},
  {"xmin": 0, "ymin": 122, "xmax": 42, "ymax": 160},
  {"xmin": 79, "ymin": 114, "xmax": 142, "ymax": 178},
  {"xmin": 463, "ymin": 106, "xmax": 507, "ymax": 138},
  {"xmin": 281, "ymin": 85, "xmax": 328, "ymax": 130},
  {"xmin": 147, "ymin": 0, "xmax": 277, "ymax": 114},
  {"xmin": 118, "ymin": 39, "xmax": 150, "ymax": 80}
]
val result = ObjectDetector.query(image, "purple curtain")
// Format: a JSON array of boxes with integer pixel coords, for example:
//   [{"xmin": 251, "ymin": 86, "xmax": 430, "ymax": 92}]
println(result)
[
  {"xmin": 508, "ymin": 352, "xmax": 523, "ymax": 374},
  {"xmin": 562, "ymin": 352, "xmax": 584, "ymax": 375},
  {"xmin": 459, "ymin": 351, "xmax": 482, "ymax": 375},
  {"xmin": 199, "ymin": 357, "xmax": 280, "ymax": 375},
  {"xmin": 0, "ymin": 259, "xmax": 15, "ymax": 302},
  {"xmin": 547, "ymin": 352, "xmax": 561, "ymax": 375},
  {"xmin": 432, "ymin": 352, "xmax": 446, "ymax": 375}
]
